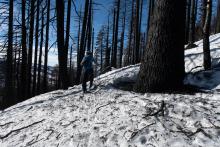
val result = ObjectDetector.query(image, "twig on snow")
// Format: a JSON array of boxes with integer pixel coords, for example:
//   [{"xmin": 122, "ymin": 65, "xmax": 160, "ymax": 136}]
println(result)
[
  {"xmin": 0, "ymin": 119, "xmax": 45, "ymax": 140},
  {"xmin": 143, "ymin": 101, "xmax": 165, "ymax": 118},
  {"xmin": 95, "ymin": 101, "xmax": 115, "ymax": 114},
  {"xmin": 0, "ymin": 121, "xmax": 14, "ymax": 127}
]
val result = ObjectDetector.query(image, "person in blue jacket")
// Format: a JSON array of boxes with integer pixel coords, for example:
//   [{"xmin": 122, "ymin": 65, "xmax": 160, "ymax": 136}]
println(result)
[{"xmin": 81, "ymin": 51, "xmax": 96, "ymax": 93}]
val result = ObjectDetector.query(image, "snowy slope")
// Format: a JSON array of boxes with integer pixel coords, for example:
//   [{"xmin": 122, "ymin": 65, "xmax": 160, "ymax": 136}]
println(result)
[{"xmin": 1, "ymin": 34, "xmax": 220, "ymax": 147}]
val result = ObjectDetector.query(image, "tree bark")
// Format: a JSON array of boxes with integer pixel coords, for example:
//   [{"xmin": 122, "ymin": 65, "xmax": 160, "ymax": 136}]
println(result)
[
  {"xmin": 105, "ymin": 17, "xmax": 110, "ymax": 70},
  {"xmin": 56, "ymin": 0, "xmax": 69, "ymax": 89},
  {"xmin": 76, "ymin": 0, "xmax": 90, "ymax": 84},
  {"xmin": 43, "ymin": 0, "xmax": 51, "ymax": 92},
  {"xmin": 135, "ymin": 0, "xmax": 186, "ymax": 93},
  {"xmin": 216, "ymin": 0, "xmax": 220, "ymax": 33},
  {"xmin": 134, "ymin": 0, "xmax": 140, "ymax": 63},
  {"xmin": 27, "ymin": 0, "xmax": 35, "ymax": 98},
  {"xmin": 21, "ymin": 0, "xmax": 28, "ymax": 100},
  {"xmin": 188, "ymin": 0, "xmax": 196, "ymax": 45},
  {"xmin": 32, "ymin": 0, "xmax": 40, "ymax": 96},
  {"xmin": 203, "ymin": 0, "xmax": 212, "ymax": 70},
  {"xmin": 112, "ymin": 0, "xmax": 121, "ymax": 68},
  {"xmin": 37, "ymin": 7, "xmax": 45, "ymax": 94},
  {"xmin": 119, "ymin": 5, "xmax": 126, "ymax": 68},
  {"xmin": 4, "ymin": 0, "xmax": 15, "ymax": 108}
]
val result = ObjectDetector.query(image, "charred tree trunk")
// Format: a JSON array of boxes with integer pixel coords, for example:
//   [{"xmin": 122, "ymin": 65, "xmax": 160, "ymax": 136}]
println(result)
[
  {"xmin": 112, "ymin": 0, "xmax": 120, "ymax": 68},
  {"xmin": 87, "ymin": 0, "xmax": 92, "ymax": 51},
  {"xmin": 111, "ymin": 8, "xmax": 116, "ymax": 67},
  {"xmin": 201, "ymin": 0, "xmax": 207, "ymax": 29},
  {"xmin": 134, "ymin": 0, "xmax": 140, "ymax": 63},
  {"xmin": 126, "ymin": 0, "xmax": 135, "ymax": 66},
  {"xmin": 56, "ymin": 0, "xmax": 69, "ymax": 89},
  {"xmin": 105, "ymin": 17, "xmax": 110, "ymax": 70},
  {"xmin": 4, "ymin": 0, "xmax": 15, "ymax": 109},
  {"xmin": 146, "ymin": 0, "xmax": 154, "ymax": 40},
  {"xmin": 76, "ymin": 0, "xmax": 90, "ymax": 84},
  {"xmin": 139, "ymin": 0, "xmax": 143, "ymax": 60},
  {"xmin": 203, "ymin": 0, "xmax": 212, "ymax": 70},
  {"xmin": 119, "ymin": 6, "xmax": 126, "ymax": 68},
  {"xmin": 21, "ymin": 0, "xmax": 28, "ymax": 100},
  {"xmin": 32, "ymin": 0, "xmax": 40, "ymax": 96},
  {"xmin": 37, "ymin": 8, "xmax": 45, "ymax": 94},
  {"xmin": 185, "ymin": 0, "xmax": 191, "ymax": 44},
  {"xmin": 27, "ymin": 0, "xmax": 35, "ymax": 98},
  {"xmin": 135, "ymin": 0, "xmax": 186, "ymax": 93},
  {"xmin": 216, "ymin": 0, "xmax": 220, "ymax": 33},
  {"xmin": 43, "ymin": 0, "xmax": 50, "ymax": 92},
  {"xmin": 187, "ymin": 0, "xmax": 197, "ymax": 48}
]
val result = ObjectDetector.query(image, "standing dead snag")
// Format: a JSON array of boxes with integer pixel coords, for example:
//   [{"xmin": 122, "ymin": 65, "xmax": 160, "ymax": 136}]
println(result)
[
  {"xmin": 203, "ymin": 0, "xmax": 212, "ymax": 70},
  {"xmin": 134, "ymin": 0, "xmax": 186, "ymax": 93}
]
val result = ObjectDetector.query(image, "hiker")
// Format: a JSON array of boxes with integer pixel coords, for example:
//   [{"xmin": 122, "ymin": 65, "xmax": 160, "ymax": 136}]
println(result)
[{"xmin": 81, "ymin": 51, "xmax": 96, "ymax": 93}]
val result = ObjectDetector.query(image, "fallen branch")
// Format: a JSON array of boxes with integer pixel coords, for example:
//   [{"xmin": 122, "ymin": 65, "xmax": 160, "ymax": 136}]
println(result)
[
  {"xmin": 143, "ymin": 101, "xmax": 165, "ymax": 118},
  {"xmin": 61, "ymin": 119, "xmax": 78, "ymax": 128},
  {"xmin": 0, "ymin": 121, "xmax": 14, "ymax": 127},
  {"xmin": 0, "ymin": 119, "xmax": 45, "ymax": 140},
  {"xmin": 129, "ymin": 122, "xmax": 156, "ymax": 140},
  {"xmin": 172, "ymin": 126, "xmax": 212, "ymax": 139},
  {"xmin": 95, "ymin": 101, "xmax": 115, "ymax": 114},
  {"xmin": 45, "ymin": 129, "xmax": 55, "ymax": 140}
]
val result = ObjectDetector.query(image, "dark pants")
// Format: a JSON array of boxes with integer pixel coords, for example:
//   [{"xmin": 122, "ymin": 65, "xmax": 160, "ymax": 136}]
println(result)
[{"xmin": 82, "ymin": 68, "xmax": 94, "ymax": 92}]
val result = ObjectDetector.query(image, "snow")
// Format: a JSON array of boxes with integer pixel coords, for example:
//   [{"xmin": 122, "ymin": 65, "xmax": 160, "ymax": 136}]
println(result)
[{"xmin": 1, "ymin": 34, "xmax": 220, "ymax": 147}]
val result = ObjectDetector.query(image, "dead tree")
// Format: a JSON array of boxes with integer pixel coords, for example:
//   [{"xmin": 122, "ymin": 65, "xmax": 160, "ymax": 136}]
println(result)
[
  {"xmin": 112, "ymin": 0, "xmax": 121, "ymax": 68},
  {"xmin": 43, "ymin": 0, "xmax": 51, "ymax": 92},
  {"xmin": 32, "ymin": 0, "xmax": 40, "ymax": 96},
  {"xmin": 27, "ymin": 0, "xmax": 36, "ymax": 97},
  {"xmin": 37, "ymin": 5, "xmax": 45, "ymax": 94},
  {"xmin": 56, "ymin": 0, "xmax": 69, "ymax": 89},
  {"xmin": 203, "ymin": 0, "xmax": 212, "ymax": 70},
  {"xmin": 4, "ymin": 0, "xmax": 15, "ymax": 108},
  {"xmin": 21, "ymin": 0, "xmax": 28, "ymax": 100},
  {"xmin": 76, "ymin": 0, "xmax": 90, "ymax": 84},
  {"xmin": 135, "ymin": 0, "xmax": 186, "ymax": 92}
]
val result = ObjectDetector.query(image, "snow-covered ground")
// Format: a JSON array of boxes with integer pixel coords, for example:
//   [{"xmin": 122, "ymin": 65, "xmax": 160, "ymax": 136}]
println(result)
[{"xmin": 1, "ymin": 34, "xmax": 220, "ymax": 147}]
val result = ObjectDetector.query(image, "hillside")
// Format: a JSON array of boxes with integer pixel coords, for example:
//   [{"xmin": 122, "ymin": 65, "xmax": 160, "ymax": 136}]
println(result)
[{"xmin": 1, "ymin": 34, "xmax": 220, "ymax": 147}]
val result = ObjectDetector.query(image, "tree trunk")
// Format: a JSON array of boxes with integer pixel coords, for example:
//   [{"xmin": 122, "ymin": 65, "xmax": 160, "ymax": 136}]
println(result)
[
  {"xmin": 37, "ymin": 8, "xmax": 45, "ymax": 94},
  {"xmin": 188, "ymin": 0, "xmax": 196, "ymax": 46},
  {"xmin": 203, "ymin": 0, "xmax": 212, "ymax": 70},
  {"xmin": 119, "ymin": 5, "xmax": 126, "ymax": 68},
  {"xmin": 112, "ymin": 0, "xmax": 120, "ymax": 68},
  {"xmin": 21, "ymin": 0, "xmax": 28, "ymax": 100},
  {"xmin": 43, "ymin": 0, "xmax": 50, "ymax": 92},
  {"xmin": 134, "ymin": 0, "xmax": 140, "ymax": 63},
  {"xmin": 56, "ymin": 0, "xmax": 69, "ymax": 89},
  {"xmin": 135, "ymin": 0, "xmax": 186, "ymax": 93},
  {"xmin": 111, "ymin": 8, "xmax": 116, "ymax": 67},
  {"xmin": 105, "ymin": 17, "xmax": 110, "ymax": 70},
  {"xmin": 146, "ymin": 0, "xmax": 154, "ymax": 41},
  {"xmin": 216, "ymin": 0, "xmax": 220, "ymax": 33},
  {"xmin": 27, "ymin": 0, "xmax": 35, "ymax": 98},
  {"xmin": 4, "ymin": 0, "xmax": 15, "ymax": 108},
  {"xmin": 138, "ymin": 0, "xmax": 143, "ymax": 60},
  {"xmin": 87, "ymin": 0, "xmax": 92, "ymax": 51},
  {"xmin": 76, "ymin": 0, "xmax": 90, "ymax": 84},
  {"xmin": 185, "ymin": 0, "xmax": 191, "ymax": 44},
  {"xmin": 32, "ymin": 0, "xmax": 40, "ymax": 96}
]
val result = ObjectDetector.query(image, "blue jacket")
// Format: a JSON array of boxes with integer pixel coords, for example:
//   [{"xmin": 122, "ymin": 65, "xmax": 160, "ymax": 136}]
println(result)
[{"xmin": 81, "ymin": 55, "xmax": 95, "ymax": 71}]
